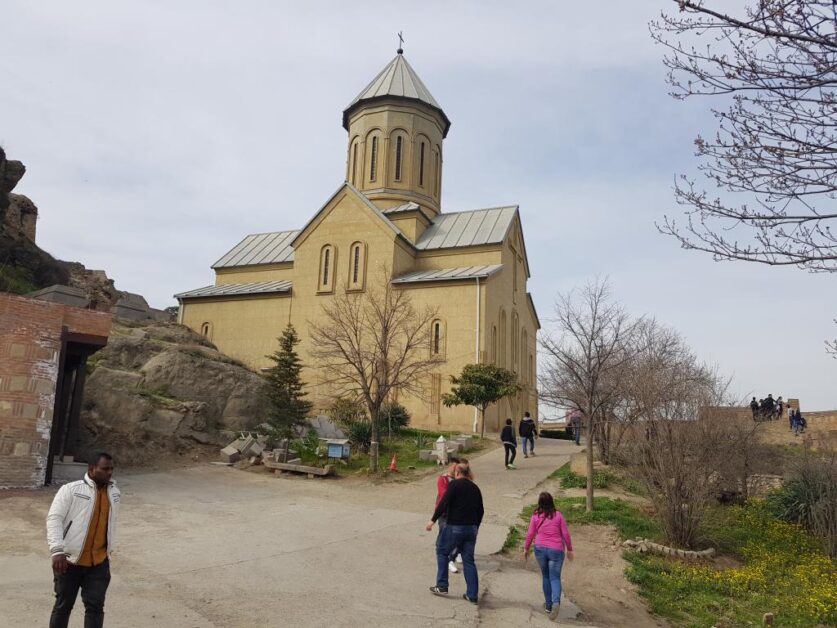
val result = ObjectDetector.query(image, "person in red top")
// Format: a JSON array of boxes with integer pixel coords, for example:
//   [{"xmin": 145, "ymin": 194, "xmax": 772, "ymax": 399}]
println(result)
[
  {"xmin": 435, "ymin": 456, "xmax": 462, "ymax": 572},
  {"xmin": 524, "ymin": 491, "xmax": 574, "ymax": 619}
]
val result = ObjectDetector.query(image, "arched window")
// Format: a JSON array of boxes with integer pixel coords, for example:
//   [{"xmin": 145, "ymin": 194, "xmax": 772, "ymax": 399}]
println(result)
[
  {"xmin": 499, "ymin": 309, "xmax": 507, "ymax": 367},
  {"xmin": 319, "ymin": 245, "xmax": 335, "ymax": 292},
  {"xmin": 434, "ymin": 147, "xmax": 441, "ymax": 196},
  {"xmin": 522, "ymin": 329, "xmax": 529, "ymax": 383},
  {"xmin": 394, "ymin": 135, "xmax": 404, "ymax": 181},
  {"xmin": 512, "ymin": 312, "xmax": 519, "ymax": 373},
  {"xmin": 200, "ymin": 322, "xmax": 212, "ymax": 339},
  {"xmin": 369, "ymin": 136, "xmax": 378, "ymax": 181},
  {"xmin": 431, "ymin": 319, "xmax": 445, "ymax": 357},
  {"xmin": 351, "ymin": 141, "xmax": 358, "ymax": 185},
  {"xmin": 348, "ymin": 241, "xmax": 366, "ymax": 290},
  {"xmin": 419, "ymin": 141, "xmax": 426, "ymax": 187},
  {"xmin": 529, "ymin": 353, "xmax": 534, "ymax": 389},
  {"xmin": 492, "ymin": 325, "xmax": 498, "ymax": 364}
]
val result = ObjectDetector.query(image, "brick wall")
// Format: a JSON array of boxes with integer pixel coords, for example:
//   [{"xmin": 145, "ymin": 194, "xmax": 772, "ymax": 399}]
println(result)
[{"xmin": 0, "ymin": 294, "xmax": 111, "ymax": 488}]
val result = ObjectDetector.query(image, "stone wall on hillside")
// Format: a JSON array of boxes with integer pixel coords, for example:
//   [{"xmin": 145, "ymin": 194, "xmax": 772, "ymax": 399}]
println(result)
[{"xmin": 80, "ymin": 321, "xmax": 269, "ymax": 464}]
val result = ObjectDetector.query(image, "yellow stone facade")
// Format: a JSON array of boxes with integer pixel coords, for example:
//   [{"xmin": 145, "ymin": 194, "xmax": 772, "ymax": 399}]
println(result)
[{"xmin": 176, "ymin": 52, "xmax": 539, "ymax": 433}]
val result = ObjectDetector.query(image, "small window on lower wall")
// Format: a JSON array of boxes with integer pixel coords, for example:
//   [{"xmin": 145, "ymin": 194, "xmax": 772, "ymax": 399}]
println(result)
[{"xmin": 200, "ymin": 322, "xmax": 212, "ymax": 339}]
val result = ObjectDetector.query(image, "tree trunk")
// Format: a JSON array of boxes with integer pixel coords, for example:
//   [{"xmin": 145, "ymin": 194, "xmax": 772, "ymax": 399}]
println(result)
[
  {"xmin": 480, "ymin": 405, "xmax": 486, "ymax": 438},
  {"xmin": 370, "ymin": 407, "xmax": 380, "ymax": 472},
  {"xmin": 586, "ymin": 409, "xmax": 594, "ymax": 512}
]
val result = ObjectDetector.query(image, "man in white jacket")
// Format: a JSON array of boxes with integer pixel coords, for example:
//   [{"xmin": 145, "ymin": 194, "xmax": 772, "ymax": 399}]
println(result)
[{"xmin": 46, "ymin": 452, "xmax": 120, "ymax": 628}]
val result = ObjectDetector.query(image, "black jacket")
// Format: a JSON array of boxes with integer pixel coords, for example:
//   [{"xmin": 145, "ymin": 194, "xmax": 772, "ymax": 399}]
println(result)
[
  {"xmin": 519, "ymin": 418, "xmax": 536, "ymax": 438},
  {"xmin": 432, "ymin": 478, "xmax": 484, "ymax": 526},
  {"xmin": 500, "ymin": 425, "xmax": 516, "ymax": 446}
]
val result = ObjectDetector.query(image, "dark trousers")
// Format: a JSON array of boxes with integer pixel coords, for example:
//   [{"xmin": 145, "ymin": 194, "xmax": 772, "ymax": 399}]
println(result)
[
  {"xmin": 50, "ymin": 559, "xmax": 111, "ymax": 628},
  {"xmin": 503, "ymin": 443, "xmax": 516, "ymax": 466},
  {"xmin": 436, "ymin": 516, "xmax": 459, "ymax": 561},
  {"xmin": 435, "ymin": 524, "xmax": 479, "ymax": 600}
]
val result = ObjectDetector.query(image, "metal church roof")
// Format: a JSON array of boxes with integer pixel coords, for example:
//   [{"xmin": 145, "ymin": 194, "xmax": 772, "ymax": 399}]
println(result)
[
  {"xmin": 416, "ymin": 206, "xmax": 518, "ymax": 250},
  {"xmin": 392, "ymin": 265, "xmax": 503, "ymax": 285},
  {"xmin": 212, "ymin": 230, "xmax": 299, "ymax": 269},
  {"xmin": 343, "ymin": 53, "xmax": 450, "ymax": 137},
  {"xmin": 175, "ymin": 281, "xmax": 292, "ymax": 299}
]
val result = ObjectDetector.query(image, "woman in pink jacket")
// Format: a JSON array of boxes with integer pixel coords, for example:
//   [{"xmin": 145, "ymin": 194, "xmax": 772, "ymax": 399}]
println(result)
[{"xmin": 524, "ymin": 492, "xmax": 574, "ymax": 619}]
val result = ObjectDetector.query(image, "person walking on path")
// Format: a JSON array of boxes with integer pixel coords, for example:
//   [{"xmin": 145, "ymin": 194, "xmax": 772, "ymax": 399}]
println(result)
[
  {"xmin": 569, "ymin": 410, "xmax": 583, "ymax": 446},
  {"xmin": 426, "ymin": 462, "xmax": 484, "ymax": 604},
  {"xmin": 46, "ymin": 452, "xmax": 121, "ymax": 628},
  {"xmin": 436, "ymin": 456, "xmax": 463, "ymax": 574},
  {"xmin": 524, "ymin": 491, "xmax": 574, "ymax": 620},
  {"xmin": 519, "ymin": 411, "xmax": 537, "ymax": 458},
  {"xmin": 500, "ymin": 418, "xmax": 518, "ymax": 469}
]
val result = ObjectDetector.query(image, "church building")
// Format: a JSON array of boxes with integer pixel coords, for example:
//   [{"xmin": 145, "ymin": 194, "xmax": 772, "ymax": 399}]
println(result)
[{"xmin": 175, "ymin": 50, "xmax": 539, "ymax": 433}]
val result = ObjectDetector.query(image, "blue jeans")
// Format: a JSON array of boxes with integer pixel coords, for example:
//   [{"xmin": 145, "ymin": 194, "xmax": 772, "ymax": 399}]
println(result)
[
  {"xmin": 522, "ymin": 435, "xmax": 535, "ymax": 455},
  {"xmin": 436, "ymin": 524, "xmax": 479, "ymax": 600},
  {"xmin": 534, "ymin": 546, "xmax": 565, "ymax": 608},
  {"xmin": 574, "ymin": 426, "xmax": 581, "ymax": 445}
]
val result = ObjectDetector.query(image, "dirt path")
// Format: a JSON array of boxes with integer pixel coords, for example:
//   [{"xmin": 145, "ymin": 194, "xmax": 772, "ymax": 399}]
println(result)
[{"xmin": 0, "ymin": 438, "xmax": 657, "ymax": 627}]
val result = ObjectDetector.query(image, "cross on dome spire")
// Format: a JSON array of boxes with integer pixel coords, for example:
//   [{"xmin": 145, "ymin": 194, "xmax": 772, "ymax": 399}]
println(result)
[{"xmin": 397, "ymin": 31, "xmax": 404, "ymax": 54}]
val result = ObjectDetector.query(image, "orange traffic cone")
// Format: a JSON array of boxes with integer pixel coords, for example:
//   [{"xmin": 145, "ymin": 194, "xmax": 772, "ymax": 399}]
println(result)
[{"xmin": 388, "ymin": 453, "xmax": 398, "ymax": 472}]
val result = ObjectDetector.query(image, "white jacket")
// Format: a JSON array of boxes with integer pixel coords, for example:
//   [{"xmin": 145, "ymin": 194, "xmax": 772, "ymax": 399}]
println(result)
[{"xmin": 46, "ymin": 473, "xmax": 121, "ymax": 564}]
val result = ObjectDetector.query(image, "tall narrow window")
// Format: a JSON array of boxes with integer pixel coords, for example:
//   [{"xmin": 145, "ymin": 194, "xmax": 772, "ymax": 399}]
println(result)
[
  {"xmin": 395, "ymin": 136, "xmax": 403, "ymax": 181},
  {"xmin": 322, "ymin": 248, "xmax": 330, "ymax": 286},
  {"xmin": 492, "ymin": 326, "xmax": 497, "ymax": 364},
  {"xmin": 370, "ymin": 136, "xmax": 378, "ymax": 181},
  {"xmin": 433, "ymin": 321, "xmax": 441, "ymax": 355},
  {"xmin": 434, "ymin": 151, "xmax": 440, "ymax": 196},
  {"xmin": 200, "ymin": 322, "xmax": 211, "ymax": 338},
  {"xmin": 319, "ymin": 244, "xmax": 335, "ymax": 292},
  {"xmin": 351, "ymin": 143, "xmax": 358, "ymax": 184},
  {"xmin": 348, "ymin": 241, "xmax": 365, "ymax": 290},
  {"xmin": 419, "ymin": 142, "xmax": 425, "ymax": 186}
]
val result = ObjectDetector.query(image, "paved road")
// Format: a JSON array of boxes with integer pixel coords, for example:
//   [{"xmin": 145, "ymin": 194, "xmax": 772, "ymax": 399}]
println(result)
[{"xmin": 1, "ymin": 437, "xmax": 589, "ymax": 627}]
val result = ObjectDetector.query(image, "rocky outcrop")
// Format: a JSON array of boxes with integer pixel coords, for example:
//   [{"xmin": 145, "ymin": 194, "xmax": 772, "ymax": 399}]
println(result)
[
  {"xmin": 80, "ymin": 320, "xmax": 268, "ymax": 464},
  {"xmin": 0, "ymin": 147, "xmax": 37, "ymax": 242}
]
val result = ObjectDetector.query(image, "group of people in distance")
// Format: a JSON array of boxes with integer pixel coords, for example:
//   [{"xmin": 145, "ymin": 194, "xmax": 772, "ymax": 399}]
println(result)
[
  {"xmin": 499, "ymin": 411, "xmax": 539, "ymax": 469},
  {"xmin": 749, "ymin": 394, "xmax": 784, "ymax": 421},
  {"xmin": 427, "ymin": 446, "xmax": 574, "ymax": 619}
]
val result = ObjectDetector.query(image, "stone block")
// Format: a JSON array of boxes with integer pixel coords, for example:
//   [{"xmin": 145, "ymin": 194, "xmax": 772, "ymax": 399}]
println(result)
[
  {"xmin": 238, "ymin": 436, "xmax": 257, "ymax": 456},
  {"xmin": 419, "ymin": 450, "xmax": 434, "ymax": 461},
  {"xmin": 220, "ymin": 446, "xmax": 240, "ymax": 463}
]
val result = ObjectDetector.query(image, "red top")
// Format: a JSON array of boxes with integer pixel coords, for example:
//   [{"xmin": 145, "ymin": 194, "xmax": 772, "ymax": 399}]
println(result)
[
  {"xmin": 524, "ymin": 511, "xmax": 573, "ymax": 552},
  {"xmin": 436, "ymin": 474, "xmax": 452, "ymax": 506}
]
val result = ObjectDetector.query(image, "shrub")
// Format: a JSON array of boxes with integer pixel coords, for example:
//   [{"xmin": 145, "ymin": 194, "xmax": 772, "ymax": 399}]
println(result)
[
  {"xmin": 379, "ymin": 401, "xmax": 410, "ymax": 432},
  {"xmin": 766, "ymin": 448, "xmax": 837, "ymax": 557},
  {"xmin": 327, "ymin": 397, "xmax": 372, "ymax": 451}
]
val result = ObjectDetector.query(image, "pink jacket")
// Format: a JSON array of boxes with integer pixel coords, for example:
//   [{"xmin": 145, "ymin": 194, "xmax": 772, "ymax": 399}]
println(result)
[{"xmin": 524, "ymin": 511, "xmax": 573, "ymax": 553}]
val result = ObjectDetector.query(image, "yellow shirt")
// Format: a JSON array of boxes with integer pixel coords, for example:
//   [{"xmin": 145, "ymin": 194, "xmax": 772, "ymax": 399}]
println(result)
[{"xmin": 75, "ymin": 486, "xmax": 110, "ymax": 566}]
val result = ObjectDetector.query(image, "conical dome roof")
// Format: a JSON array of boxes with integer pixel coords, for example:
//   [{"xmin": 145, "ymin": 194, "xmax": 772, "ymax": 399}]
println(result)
[{"xmin": 342, "ymin": 52, "xmax": 450, "ymax": 137}]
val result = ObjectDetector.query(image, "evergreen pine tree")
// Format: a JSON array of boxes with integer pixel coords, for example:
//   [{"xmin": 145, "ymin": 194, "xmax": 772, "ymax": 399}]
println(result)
[{"xmin": 264, "ymin": 324, "xmax": 312, "ymax": 439}]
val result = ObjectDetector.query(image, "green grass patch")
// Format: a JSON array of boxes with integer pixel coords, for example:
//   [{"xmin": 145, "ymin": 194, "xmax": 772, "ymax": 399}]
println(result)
[
  {"xmin": 551, "ymin": 462, "xmax": 615, "ymax": 489},
  {"xmin": 297, "ymin": 429, "xmax": 485, "ymax": 477},
  {"xmin": 0, "ymin": 265, "xmax": 38, "ymax": 294},
  {"xmin": 555, "ymin": 496, "xmax": 662, "ymax": 541},
  {"xmin": 623, "ymin": 502, "xmax": 837, "ymax": 627}
]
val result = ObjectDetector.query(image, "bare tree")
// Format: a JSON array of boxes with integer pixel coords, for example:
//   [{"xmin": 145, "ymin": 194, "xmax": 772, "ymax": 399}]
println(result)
[
  {"xmin": 652, "ymin": 1, "xmax": 837, "ymax": 272},
  {"xmin": 539, "ymin": 279, "xmax": 639, "ymax": 511},
  {"xmin": 309, "ymin": 269, "xmax": 441, "ymax": 471}
]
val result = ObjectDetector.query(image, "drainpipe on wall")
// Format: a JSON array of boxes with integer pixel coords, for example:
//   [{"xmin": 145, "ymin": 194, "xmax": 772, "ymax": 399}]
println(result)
[
  {"xmin": 473, "ymin": 277, "xmax": 481, "ymax": 433},
  {"xmin": 176, "ymin": 298, "xmax": 184, "ymax": 325}
]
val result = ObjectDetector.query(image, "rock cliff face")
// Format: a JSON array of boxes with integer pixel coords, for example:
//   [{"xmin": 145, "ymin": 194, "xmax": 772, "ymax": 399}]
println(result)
[{"xmin": 81, "ymin": 320, "xmax": 269, "ymax": 464}]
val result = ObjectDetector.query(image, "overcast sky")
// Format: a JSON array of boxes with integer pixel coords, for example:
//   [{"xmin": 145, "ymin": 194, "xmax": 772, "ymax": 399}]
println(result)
[{"xmin": 3, "ymin": 1, "xmax": 836, "ymax": 410}]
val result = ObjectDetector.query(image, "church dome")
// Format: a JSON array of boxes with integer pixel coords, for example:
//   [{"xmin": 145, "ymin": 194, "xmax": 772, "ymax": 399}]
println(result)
[{"xmin": 342, "ymin": 52, "xmax": 450, "ymax": 138}]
